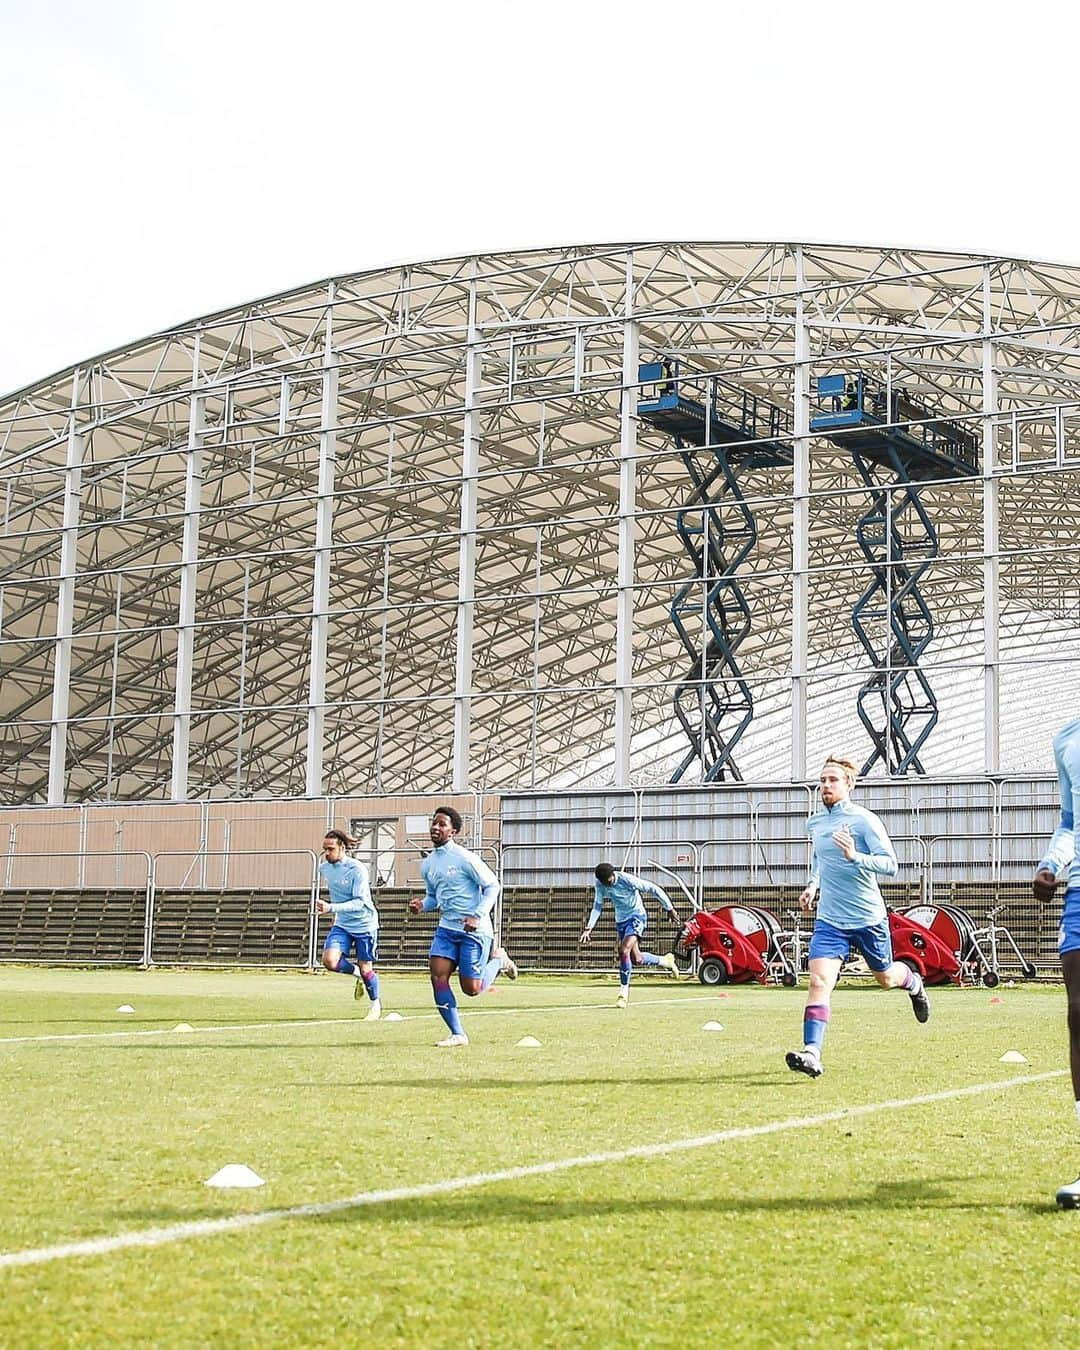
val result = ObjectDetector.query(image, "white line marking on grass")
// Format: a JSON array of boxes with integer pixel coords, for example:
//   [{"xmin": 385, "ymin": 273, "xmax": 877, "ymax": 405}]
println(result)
[
  {"xmin": 0, "ymin": 995, "xmax": 715, "ymax": 1046},
  {"xmin": 0, "ymin": 1017, "xmax": 367, "ymax": 1046},
  {"xmin": 0, "ymin": 1068, "xmax": 1066, "ymax": 1270}
]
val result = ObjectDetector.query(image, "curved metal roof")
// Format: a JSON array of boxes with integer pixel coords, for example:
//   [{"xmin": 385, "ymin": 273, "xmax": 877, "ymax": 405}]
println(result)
[{"xmin": 1, "ymin": 242, "xmax": 1077, "ymax": 802}]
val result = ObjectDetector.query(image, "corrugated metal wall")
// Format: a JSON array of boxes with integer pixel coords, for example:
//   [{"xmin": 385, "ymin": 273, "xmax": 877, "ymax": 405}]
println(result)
[{"xmin": 500, "ymin": 778, "xmax": 1061, "ymax": 898}]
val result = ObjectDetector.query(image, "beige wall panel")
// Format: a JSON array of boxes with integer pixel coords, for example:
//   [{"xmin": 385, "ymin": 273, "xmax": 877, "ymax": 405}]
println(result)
[{"xmin": 0, "ymin": 794, "xmax": 501, "ymax": 891}]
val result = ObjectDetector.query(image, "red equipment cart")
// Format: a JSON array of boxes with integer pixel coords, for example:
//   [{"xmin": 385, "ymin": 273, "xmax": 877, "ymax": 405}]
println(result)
[
  {"xmin": 888, "ymin": 909, "xmax": 963, "ymax": 986},
  {"xmin": 676, "ymin": 904, "xmax": 799, "ymax": 986}
]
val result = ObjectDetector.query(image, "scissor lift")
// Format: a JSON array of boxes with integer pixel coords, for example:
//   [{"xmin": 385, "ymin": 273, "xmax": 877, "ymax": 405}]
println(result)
[
  {"xmin": 811, "ymin": 372, "xmax": 979, "ymax": 774},
  {"xmin": 638, "ymin": 361, "xmax": 792, "ymax": 782}
]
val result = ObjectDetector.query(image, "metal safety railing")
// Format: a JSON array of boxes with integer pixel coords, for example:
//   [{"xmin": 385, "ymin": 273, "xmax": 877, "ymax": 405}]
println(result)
[
  {"xmin": 0, "ymin": 834, "xmax": 1066, "ymax": 975},
  {"xmin": 0, "ymin": 851, "xmax": 152, "ymax": 966},
  {"xmin": 148, "ymin": 850, "xmax": 321, "ymax": 968}
]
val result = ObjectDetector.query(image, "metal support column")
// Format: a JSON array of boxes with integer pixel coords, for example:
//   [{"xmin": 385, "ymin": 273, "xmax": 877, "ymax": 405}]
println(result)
[
  {"xmin": 307, "ymin": 290, "xmax": 337, "ymax": 797},
  {"xmin": 47, "ymin": 369, "xmax": 84, "ymax": 804},
  {"xmin": 791, "ymin": 247, "xmax": 810, "ymax": 782},
  {"xmin": 171, "ymin": 370, "xmax": 204, "ymax": 802},
  {"xmin": 452, "ymin": 276, "xmax": 480, "ymax": 791},
  {"xmin": 614, "ymin": 257, "xmax": 638, "ymax": 787},
  {"xmin": 982, "ymin": 265, "xmax": 1000, "ymax": 773}
]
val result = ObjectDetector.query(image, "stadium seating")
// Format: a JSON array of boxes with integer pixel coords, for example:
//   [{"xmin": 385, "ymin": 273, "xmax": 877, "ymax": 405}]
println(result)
[
  {"xmin": 0, "ymin": 882, "xmax": 1056, "ymax": 976},
  {"xmin": 0, "ymin": 889, "xmax": 146, "ymax": 964}
]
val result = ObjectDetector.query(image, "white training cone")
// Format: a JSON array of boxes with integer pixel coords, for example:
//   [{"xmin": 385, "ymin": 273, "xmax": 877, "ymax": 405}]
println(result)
[
  {"xmin": 516, "ymin": 1035, "xmax": 542, "ymax": 1048},
  {"xmin": 999, "ymin": 1050, "xmax": 1027, "ymax": 1063},
  {"xmin": 173, "ymin": 1023, "xmax": 195, "ymax": 1032},
  {"xmin": 384, "ymin": 1012, "xmax": 403, "ymax": 1022},
  {"xmin": 116, "ymin": 1005, "xmax": 135, "ymax": 1014},
  {"xmin": 701, "ymin": 1021, "xmax": 725, "ymax": 1032},
  {"xmin": 205, "ymin": 1164, "xmax": 265, "ymax": 1189}
]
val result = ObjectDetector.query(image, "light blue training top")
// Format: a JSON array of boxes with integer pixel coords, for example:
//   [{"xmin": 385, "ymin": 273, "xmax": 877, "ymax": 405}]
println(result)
[
  {"xmin": 805, "ymin": 798, "xmax": 898, "ymax": 930},
  {"xmin": 586, "ymin": 871, "xmax": 675, "ymax": 929},
  {"xmin": 318, "ymin": 856, "xmax": 378, "ymax": 935},
  {"xmin": 420, "ymin": 839, "xmax": 500, "ymax": 938},
  {"xmin": 1038, "ymin": 716, "xmax": 1080, "ymax": 892}
]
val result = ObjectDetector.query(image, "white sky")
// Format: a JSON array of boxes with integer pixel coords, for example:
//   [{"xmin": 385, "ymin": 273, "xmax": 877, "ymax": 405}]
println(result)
[{"xmin": 2, "ymin": 0, "xmax": 1078, "ymax": 396}]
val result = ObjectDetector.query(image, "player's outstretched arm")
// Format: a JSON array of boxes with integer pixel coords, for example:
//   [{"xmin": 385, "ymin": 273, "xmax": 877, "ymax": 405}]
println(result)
[{"xmin": 581, "ymin": 891, "xmax": 604, "ymax": 942}]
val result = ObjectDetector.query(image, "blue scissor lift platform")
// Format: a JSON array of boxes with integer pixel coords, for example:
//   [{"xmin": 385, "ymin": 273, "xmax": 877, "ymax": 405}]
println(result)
[
  {"xmin": 810, "ymin": 371, "xmax": 979, "ymax": 775},
  {"xmin": 638, "ymin": 362, "xmax": 791, "ymax": 783}
]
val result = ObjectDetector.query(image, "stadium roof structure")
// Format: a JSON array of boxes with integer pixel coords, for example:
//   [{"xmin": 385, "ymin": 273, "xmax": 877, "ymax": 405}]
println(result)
[{"xmin": 2, "ymin": 242, "xmax": 1079, "ymax": 804}]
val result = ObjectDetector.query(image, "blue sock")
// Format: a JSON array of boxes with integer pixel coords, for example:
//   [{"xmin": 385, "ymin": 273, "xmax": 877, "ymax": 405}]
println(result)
[
  {"xmin": 433, "ymin": 977, "xmax": 464, "ymax": 1035},
  {"xmin": 803, "ymin": 1003, "xmax": 830, "ymax": 1054},
  {"xmin": 480, "ymin": 957, "xmax": 502, "ymax": 992},
  {"xmin": 335, "ymin": 956, "xmax": 356, "ymax": 975},
  {"xmin": 619, "ymin": 957, "xmax": 632, "ymax": 990},
  {"xmin": 362, "ymin": 969, "xmax": 380, "ymax": 1001},
  {"xmin": 640, "ymin": 951, "xmax": 662, "ymax": 967}
]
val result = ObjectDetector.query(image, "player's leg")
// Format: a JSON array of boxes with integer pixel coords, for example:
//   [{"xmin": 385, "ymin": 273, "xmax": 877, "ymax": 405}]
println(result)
[
  {"xmin": 428, "ymin": 934, "xmax": 467, "ymax": 1045},
  {"xmin": 1056, "ymin": 921, "xmax": 1080, "ymax": 1207},
  {"xmin": 322, "ymin": 925, "xmax": 359, "ymax": 976},
  {"xmin": 1065, "ymin": 948, "xmax": 1080, "ymax": 1099},
  {"xmin": 490, "ymin": 943, "xmax": 519, "ymax": 980},
  {"xmin": 636, "ymin": 916, "xmax": 678, "ymax": 976},
  {"xmin": 355, "ymin": 933, "xmax": 381, "ymax": 1018},
  {"xmin": 617, "ymin": 930, "xmax": 636, "ymax": 1006},
  {"xmin": 863, "ymin": 921, "xmax": 930, "ymax": 1023},
  {"xmin": 478, "ymin": 932, "xmax": 509, "ymax": 992},
  {"xmin": 786, "ymin": 920, "xmax": 845, "ymax": 1076},
  {"xmin": 458, "ymin": 932, "xmax": 494, "ymax": 996}
]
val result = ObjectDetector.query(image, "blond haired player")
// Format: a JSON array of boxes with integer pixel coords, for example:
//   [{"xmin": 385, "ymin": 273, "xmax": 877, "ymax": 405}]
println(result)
[{"xmin": 786, "ymin": 756, "xmax": 929, "ymax": 1078}]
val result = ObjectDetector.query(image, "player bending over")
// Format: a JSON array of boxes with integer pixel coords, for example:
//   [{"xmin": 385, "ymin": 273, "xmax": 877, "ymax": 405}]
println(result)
[
  {"xmin": 1031, "ymin": 716, "xmax": 1080, "ymax": 1210},
  {"xmin": 786, "ymin": 756, "xmax": 929, "ymax": 1079},
  {"xmin": 317, "ymin": 830, "xmax": 383, "ymax": 1021},
  {"xmin": 408, "ymin": 806, "xmax": 517, "ymax": 1048},
  {"xmin": 581, "ymin": 863, "xmax": 679, "ymax": 1007}
]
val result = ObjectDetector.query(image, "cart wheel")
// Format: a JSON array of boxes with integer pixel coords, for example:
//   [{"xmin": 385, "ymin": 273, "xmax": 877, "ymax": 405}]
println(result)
[
  {"xmin": 982, "ymin": 969, "xmax": 1000, "ymax": 988},
  {"xmin": 699, "ymin": 958, "xmax": 728, "ymax": 986},
  {"xmin": 1022, "ymin": 963, "xmax": 1038, "ymax": 980},
  {"xmin": 781, "ymin": 972, "xmax": 798, "ymax": 988}
]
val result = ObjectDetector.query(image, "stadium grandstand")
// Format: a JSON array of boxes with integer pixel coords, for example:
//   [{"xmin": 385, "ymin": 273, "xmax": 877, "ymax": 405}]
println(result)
[{"xmin": 1, "ymin": 241, "xmax": 1077, "ymax": 974}]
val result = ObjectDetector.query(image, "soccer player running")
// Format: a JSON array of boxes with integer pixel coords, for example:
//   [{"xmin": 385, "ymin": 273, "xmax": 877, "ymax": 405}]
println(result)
[
  {"xmin": 786, "ymin": 755, "xmax": 929, "ymax": 1078},
  {"xmin": 408, "ymin": 806, "xmax": 517, "ymax": 1047},
  {"xmin": 580, "ymin": 863, "xmax": 680, "ymax": 1007},
  {"xmin": 316, "ymin": 830, "xmax": 383, "ymax": 1021},
  {"xmin": 1031, "ymin": 716, "xmax": 1080, "ymax": 1209}
]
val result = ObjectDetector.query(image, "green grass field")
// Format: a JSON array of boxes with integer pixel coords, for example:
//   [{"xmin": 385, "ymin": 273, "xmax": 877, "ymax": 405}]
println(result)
[{"xmin": 0, "ymin": 967, "xmax": 1077, "ymax": 1348}]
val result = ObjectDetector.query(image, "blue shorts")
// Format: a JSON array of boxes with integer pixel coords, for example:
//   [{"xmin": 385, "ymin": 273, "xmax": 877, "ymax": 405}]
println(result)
[
  {"xmin": 616, "ymin": 915, "xmax": 647, "ymax": 942},
  {"xmin": 809, "ymin": 917, "xmax": 893, "ymax": 972},
  {"xmin": 324, "ymin": 925, "xmax": 378, "ymax": 964},
  {"xmin": 429, "ymin": 926, "xmax": 492, "ymax": 980},
  {"xmin": 1059, "ymin": 888, "xmax": 1080, "ymax": 956}
]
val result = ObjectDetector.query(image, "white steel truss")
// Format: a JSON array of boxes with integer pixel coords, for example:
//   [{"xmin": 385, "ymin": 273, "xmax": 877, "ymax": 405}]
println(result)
[{"xmin": 3, "ymin": 242, "xmax": 1080, "ymax": 803}]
